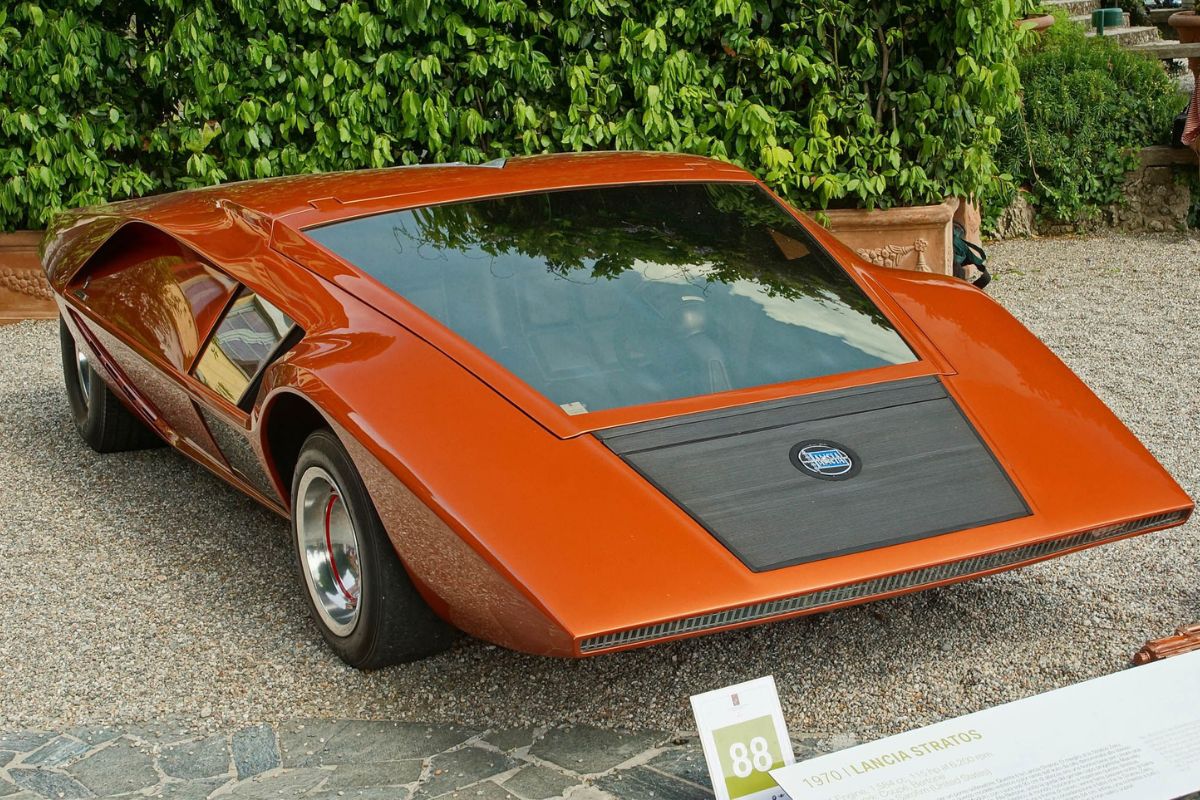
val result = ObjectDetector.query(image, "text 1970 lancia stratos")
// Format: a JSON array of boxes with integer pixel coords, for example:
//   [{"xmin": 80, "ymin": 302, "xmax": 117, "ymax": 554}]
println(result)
[{"xmin": 42, "ymin": 152, "xmax": 1192, "ymax": 667}]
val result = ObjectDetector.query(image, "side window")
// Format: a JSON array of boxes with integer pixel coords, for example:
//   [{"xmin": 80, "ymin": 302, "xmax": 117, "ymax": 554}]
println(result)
[
  {"xmin": 193, "ymin": 289, "xmax": 295, "ymax": 406},
  {"xmin": 72, "ymin": 225, "xmax": 238, "ymax": 369}
]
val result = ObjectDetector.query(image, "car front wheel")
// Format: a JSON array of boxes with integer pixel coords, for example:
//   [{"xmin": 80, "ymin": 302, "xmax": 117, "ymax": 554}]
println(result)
[
  {"xmin": 291, "ymin": 429, "xmax": 457, "ymax": 668},
  {"xmin": 59, "ymin": 317, "xmax": 163, "ymax": 453}
]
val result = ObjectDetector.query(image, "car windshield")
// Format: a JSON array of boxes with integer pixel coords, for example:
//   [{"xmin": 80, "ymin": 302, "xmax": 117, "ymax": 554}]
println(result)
[{"xmin": 306, "ymin": 182, "xmax": 916, "ymax": 414}]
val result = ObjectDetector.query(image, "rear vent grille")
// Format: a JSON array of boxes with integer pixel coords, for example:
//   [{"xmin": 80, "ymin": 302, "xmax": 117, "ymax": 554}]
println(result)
[{"xmin": 580, "ymin": 510, "xmax": 1189, "ymax": 654}]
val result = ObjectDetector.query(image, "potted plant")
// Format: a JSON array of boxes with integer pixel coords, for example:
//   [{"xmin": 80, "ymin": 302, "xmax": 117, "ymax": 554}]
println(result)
[
  {"xmin": 1015, "ymin": 0, "xmax": 1055, "ymax": 32},
  {"xmin": 1169, "ymin": 8, "xmax": 1200, "ymax": 72},
  {"xmin": 823, "ymin": 199, "xmax": 961, "ymax": 275},
  {"xmin": 0, "ymin": 232, "xmax": 56, "ymax": 323},
  {"xmin": 1017, "ymin": 13, "xmax": 1056, "ymax": 32}
]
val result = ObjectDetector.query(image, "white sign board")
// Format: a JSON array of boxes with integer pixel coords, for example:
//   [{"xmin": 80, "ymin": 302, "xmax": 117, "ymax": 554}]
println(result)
[
  {"xmin": 771, "ymin": 649, "xmax": 1200, "ymax": 800},
  {"xmin": 691, "ymin": 676, "xmax": 795, "ymax": 800}
]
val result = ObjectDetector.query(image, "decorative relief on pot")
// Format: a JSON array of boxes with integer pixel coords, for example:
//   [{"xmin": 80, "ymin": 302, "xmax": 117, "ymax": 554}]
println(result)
[
  {"xmin": 0, "ymin": 267, "xmax": 54, "ymax": 300},
  {"xmin": 855, "ymin": 238, "xmax": 930, "ymax": 272}
]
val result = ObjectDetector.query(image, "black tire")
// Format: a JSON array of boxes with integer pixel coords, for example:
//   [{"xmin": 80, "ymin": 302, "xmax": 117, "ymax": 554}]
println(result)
[
  {"xmin": 290, "ymin": 429, "xmax": 457, "ymax": 668},
  {"xmin": 59, "ymin": 318, "xmax": 164, "ymax": 453}
]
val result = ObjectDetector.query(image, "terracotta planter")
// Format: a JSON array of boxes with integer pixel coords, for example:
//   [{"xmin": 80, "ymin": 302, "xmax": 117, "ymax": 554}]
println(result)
[
  {"xmin": 1169, "ymin": 11, "xmax": 1200, "ymax": 71},
  {"xmin": 0, "ymin": 231, "xmax": 56, "ymax": 323},
  {"xmin": 1016, "ymin": 13, "xmax": 1056, "ymax": 33},
  {"xmin": 953, "ymin": 197, "xmax": 983, "ymax": 249},
  {"xmin": 822, "ymin": 199, "xmax": 959, "ymax": 276}
]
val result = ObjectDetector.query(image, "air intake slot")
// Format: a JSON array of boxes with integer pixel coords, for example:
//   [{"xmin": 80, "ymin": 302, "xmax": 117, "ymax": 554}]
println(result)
[{"xmin": 579, "ymin": 510, "xmax": 1188, "ymax": 653}]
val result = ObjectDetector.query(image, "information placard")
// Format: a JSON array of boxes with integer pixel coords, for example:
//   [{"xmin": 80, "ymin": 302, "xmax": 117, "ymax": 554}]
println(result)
[
  {"xmin": 691, "ymin": 676, "xmax": 795, "ymax": 800},
  {"xmin": 771, "ymin": 649, "xmax": 1200, "ymax": 800}
]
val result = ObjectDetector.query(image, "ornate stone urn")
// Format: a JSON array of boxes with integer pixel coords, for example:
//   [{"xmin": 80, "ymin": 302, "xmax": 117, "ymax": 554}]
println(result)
[
  {"xmin": 1169, "ymin": 10, "xmax": 1200, "ymax": 73},
  {"xmin": 1016, "ymin": 13, "xmax": 1056, "ymax": 33},
  {"xmin": 0, "ymin": 231, "xmax": 56, "ymax": 323},
  {"xmin": 822, "ymin": 199, "xmax": 960, "ymax": 275}
]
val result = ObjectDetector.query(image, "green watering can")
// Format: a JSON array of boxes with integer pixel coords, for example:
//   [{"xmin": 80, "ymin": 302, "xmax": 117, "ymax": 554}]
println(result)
[{"xmin": 1092, "ymin": 6, "xmax": 1123, "ymax": 35}]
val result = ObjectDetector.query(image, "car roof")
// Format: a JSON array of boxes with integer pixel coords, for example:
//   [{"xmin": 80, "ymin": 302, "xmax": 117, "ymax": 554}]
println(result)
[
  {"xmin": 130, "ymin": 151, "xmax": 756, "ymax": 223},
  {"xmin": 43, "ymin": 152, "xmax": 756, "ymax": 304}
]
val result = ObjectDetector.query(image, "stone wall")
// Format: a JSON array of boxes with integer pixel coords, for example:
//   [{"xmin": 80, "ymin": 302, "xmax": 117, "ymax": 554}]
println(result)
[
  {"xmin": 1106, "ymin": 150, "xmax": 1193, "ymax": 232},
  {"xmin": 993, "ymin": 146, "xmax": 1196, "ymax": 238}
]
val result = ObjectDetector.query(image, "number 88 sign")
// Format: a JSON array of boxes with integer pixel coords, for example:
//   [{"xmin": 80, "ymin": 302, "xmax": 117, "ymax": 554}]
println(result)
[
  {"xmin": 715, "ymin": 717, "xmax": 786, "ymax": 796},
  {"xmin": 691, "ymin": 677, "xmax": 795, "ymax": 800}
]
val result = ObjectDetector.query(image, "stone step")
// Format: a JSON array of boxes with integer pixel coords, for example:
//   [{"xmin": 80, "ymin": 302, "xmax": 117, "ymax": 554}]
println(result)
[
  {"xmin": 1128, "ymin": 37, "xmax": 1200, "ymax": 57},
  {"xmin": 1139, "ymin": 145, "xmax": 1198, "ymax": 166},
  {"xmin": 1044, "ymin": 0, "xmax": 1101, "ymax": 15},
  {"xmin": 1150, "ymin": 5, "xmax": 1197, "ymax": 33},
  {"xmin": 1048, "ymin": 0, "xmax": 1194, "ymax": 18},
  {"xmin": 1150, "ymin": 6, "xmax": 1182, "ymax": 25},
  {"xmin": 1071, "ymin": 11, "xmax": 1131, "ymax": 28},
  {"xmin": 1085, "ymin": 24, "xmax": 1164, "ymax": 46}
]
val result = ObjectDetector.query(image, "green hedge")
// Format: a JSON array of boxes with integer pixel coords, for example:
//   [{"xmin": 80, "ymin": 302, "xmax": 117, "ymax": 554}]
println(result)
[
  {"xmin": 991, "ymin": 14, "xmax": 1187, "ymax": 224},
  {"xmin": 1, "ymin": 0, "xmax": 1030, "ymax": 232}
]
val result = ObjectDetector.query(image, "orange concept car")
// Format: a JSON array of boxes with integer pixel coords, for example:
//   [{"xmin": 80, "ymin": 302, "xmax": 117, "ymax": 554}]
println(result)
[{"xmin": 43, "ymin": 152, "xmax": 1193, "ymax": 667}]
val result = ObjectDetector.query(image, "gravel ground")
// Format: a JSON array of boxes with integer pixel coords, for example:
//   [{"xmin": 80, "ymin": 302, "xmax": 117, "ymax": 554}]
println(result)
[{"xmin": 0, "ymin": 233, "xmax": 1196, "ymax": 740}]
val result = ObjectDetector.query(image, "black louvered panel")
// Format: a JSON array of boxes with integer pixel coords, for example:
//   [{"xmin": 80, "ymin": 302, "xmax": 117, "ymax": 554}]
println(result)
[{"xmin": 598, "ymin": 377, "xmax": 1030, "ymax": 572}]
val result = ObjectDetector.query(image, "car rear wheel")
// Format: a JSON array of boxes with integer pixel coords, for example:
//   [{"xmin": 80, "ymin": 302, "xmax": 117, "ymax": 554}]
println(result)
[
  {"xmin": 60, "ymin": 318, "xmax": 163, "ymax": 453},
  {"xmin": 291, "ymin": 429, "xmax": 456, "ymax": 668}
]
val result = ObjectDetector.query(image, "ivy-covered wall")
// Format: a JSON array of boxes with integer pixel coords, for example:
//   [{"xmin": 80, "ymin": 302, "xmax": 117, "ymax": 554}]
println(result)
[{"xmin": 0, "ymin": 0, "xmax": 1030, "ymax": 232}]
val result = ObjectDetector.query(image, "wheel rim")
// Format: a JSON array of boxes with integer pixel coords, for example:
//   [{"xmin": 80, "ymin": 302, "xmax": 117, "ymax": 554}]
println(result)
[
  {"xmin": 296, "ymin": 466, "xmax": 362, "ymax": 637},
  {"xmin": 75, "ymin": 347, "xmax": 91, "ymax": 408}
]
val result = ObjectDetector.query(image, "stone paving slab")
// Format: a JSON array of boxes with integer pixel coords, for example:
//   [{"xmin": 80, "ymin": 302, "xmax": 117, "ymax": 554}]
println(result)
[
  {"xmin": 9, "ymin": 720, "xmax": 1189, "ymax": 800},
  {"xmin": 0, "ymin": 721, "xmax": 858, "ymax": 799}
]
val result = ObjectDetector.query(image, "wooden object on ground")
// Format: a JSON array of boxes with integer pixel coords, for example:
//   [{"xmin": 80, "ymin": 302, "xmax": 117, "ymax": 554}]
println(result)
[{"xmin": 1133, "ymin": 622, "xmax": 1200, "ymax": 665}]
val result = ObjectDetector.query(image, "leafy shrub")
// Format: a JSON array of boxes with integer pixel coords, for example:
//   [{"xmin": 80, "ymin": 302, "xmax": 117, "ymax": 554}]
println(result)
[
  {"xmin": 0, "ymin": 4, "xmax": 156, "ymax": 225},
  {"xmin": 991, "ymin": 15, "xmax": 1186, "ymax": 224},
  {"xmin": 1, "ymin": 0, "xmax": 1028, "ymax": 232}
]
